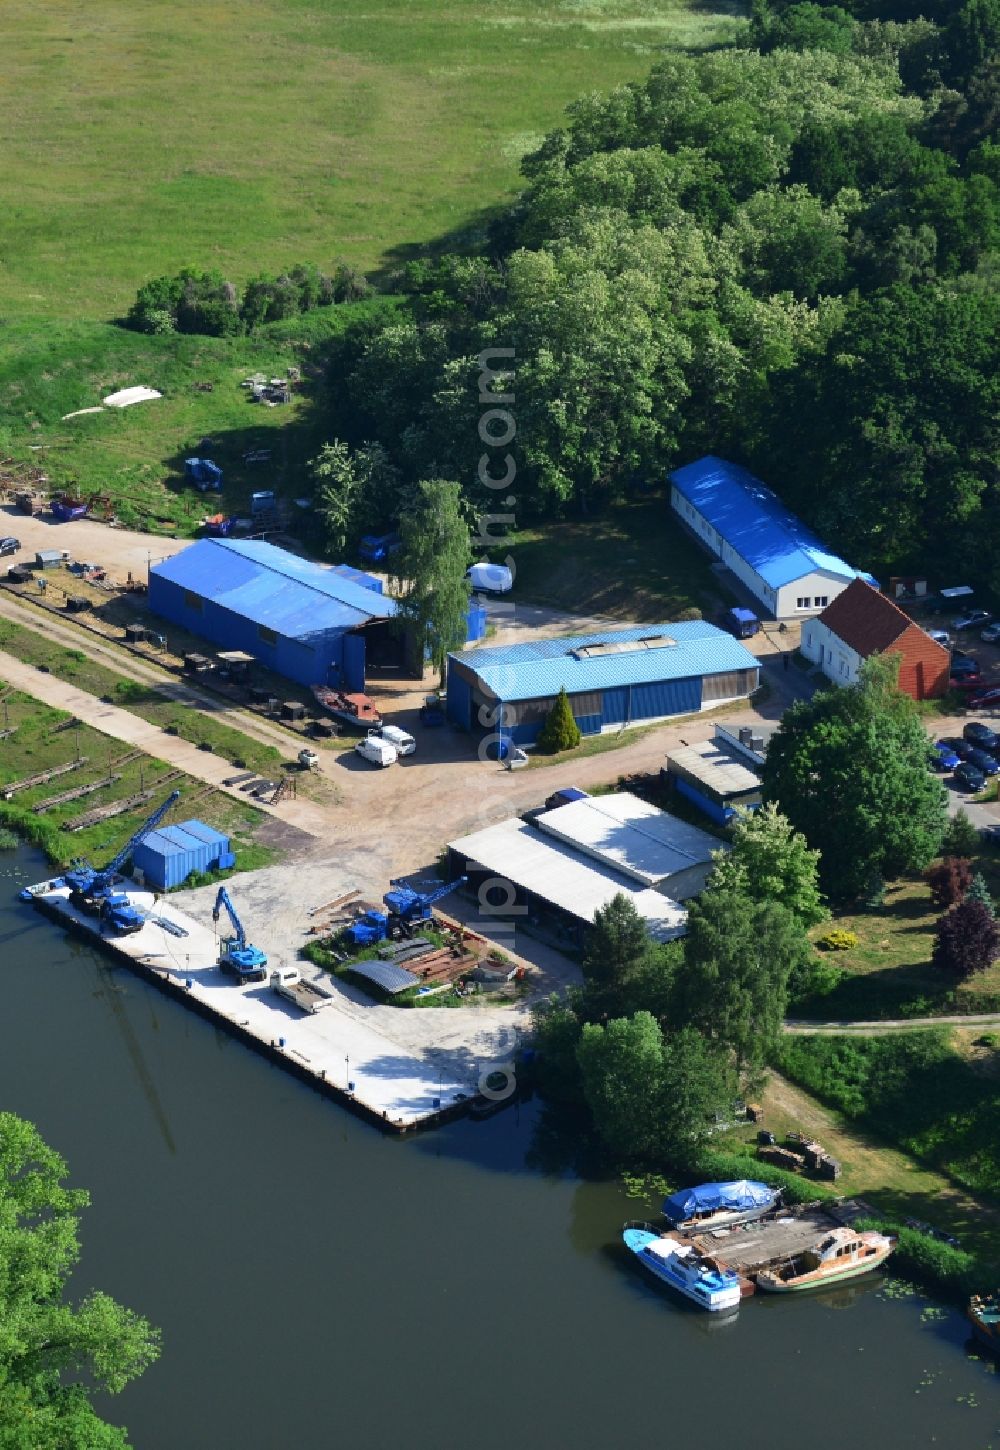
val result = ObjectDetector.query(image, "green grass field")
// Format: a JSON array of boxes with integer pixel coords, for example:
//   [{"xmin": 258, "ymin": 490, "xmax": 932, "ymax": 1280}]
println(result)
[
  {"xmin": 799, "ymin": 866, "xmax": 1000, "ymax": 1020},
  {"xmin": 0, "ymin": 0, "xmax": 745, "ymax": 320}
]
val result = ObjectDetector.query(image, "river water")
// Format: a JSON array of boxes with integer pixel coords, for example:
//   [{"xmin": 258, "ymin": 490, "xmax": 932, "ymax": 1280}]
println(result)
[{"xmin": 1, "ymin": 842, "xmax": 996, "ymax": 1448}]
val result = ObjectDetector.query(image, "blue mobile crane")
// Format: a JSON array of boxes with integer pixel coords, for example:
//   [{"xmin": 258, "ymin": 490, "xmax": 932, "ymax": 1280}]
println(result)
[
  {"xmin": 346, "ymin": 875, "xmax": 468, "ymax": 947},
  {"xmin": 212, "ymin": 886, "xmax": 268, "ymax": 982},
  {"xmin": 65, "ymin": 789, "xmax": 181, "ymax": 919}
]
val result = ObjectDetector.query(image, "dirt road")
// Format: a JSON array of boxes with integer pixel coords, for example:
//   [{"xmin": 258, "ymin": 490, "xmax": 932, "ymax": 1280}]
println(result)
[{"xmin": 0, "ymin": 507, "xmax": 187, "ymax": 579}]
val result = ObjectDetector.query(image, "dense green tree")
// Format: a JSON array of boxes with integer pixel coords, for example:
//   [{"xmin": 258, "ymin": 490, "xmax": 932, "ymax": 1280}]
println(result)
[
  {"xmin": 722, "ymin": 186, "xmax": 852, "ymax": 300},
  {"xmin": 708, "ymin": 801, "xmax": 828, "ymax": 925},
  {"xmin": 942, "ymin": 807, "xmax": 981, "ymax": 857},
  {"xmin": 0, "ymin": 1114, "xmax": 160, "ymax": 1449},
  {"xmin": 580, "ymin": 892, "xmax": 680, "ymax": 1019},
  {"xmin": 761, "ymin": 656, "xmax": 948, "ymax": 898},
  {"xmin": 756, "ymin": 2, "xmax": 856, "ymax": 54},
  {"xmin": 537, "ymin": 687, "xmax": 582, "ymax": 755},
  {"xmin": 766, "ymin": 287, "xmax": 1000, "ymax": 567},
  {"xmin": 576, "ymin": 1014, "xmax": 733, "ymax": 1164},
  {"xmin": 393, "ymin": 479, "xmax": 471, "ymax": 685},
  {"xmin": 311, "ymin": 439, "xmax": 360, "ymax": 557},
  {"xmin": 933, "ymin": 897, "xmax": 1000, "ymax": 978},
  {"xmin": 679, "ymin": 888, "xmax": 807, "ymax": 1077}
]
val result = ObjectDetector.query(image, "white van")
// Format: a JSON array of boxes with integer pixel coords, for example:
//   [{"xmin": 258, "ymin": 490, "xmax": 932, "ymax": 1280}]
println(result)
[
  {"xmin": 372, "ymin": 724, "xmax": 416, "ymax": 756},
  {"xmin": 355, "ymin": 736, "xmax": 398, "ymax": 768}
]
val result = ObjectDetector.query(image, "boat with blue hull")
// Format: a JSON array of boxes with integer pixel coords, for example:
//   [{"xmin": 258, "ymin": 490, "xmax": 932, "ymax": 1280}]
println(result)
[
  {"xmin": 662, "ymin": 1179, "xmax": 778, "ymax": 1234},
  {"xmin": 623, "ymin": 1225, "xmax": 742, "ymax": 1313}
]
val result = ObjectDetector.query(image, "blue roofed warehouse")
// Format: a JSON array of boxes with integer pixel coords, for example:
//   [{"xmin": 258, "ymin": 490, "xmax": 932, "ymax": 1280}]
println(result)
[
  {"xmin": 670, "ymin": 455, "xmax": 875, "ymax": 619},
  {"xmin": 148, "ymin": 539, "xmax": 400, "ymax": 689},
  {"xmin": 446, "ymin": 623, "xmax": 760, "ymax": 748}
]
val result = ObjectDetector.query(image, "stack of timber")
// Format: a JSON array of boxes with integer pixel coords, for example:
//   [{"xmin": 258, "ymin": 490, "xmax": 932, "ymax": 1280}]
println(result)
[
  {"xmin": 2, "ymin": 757, "xmax": 88, "ymax": 800},
  {"xmin": 64, "ymin": 772, "xmax": 183, "ymax": 831}
]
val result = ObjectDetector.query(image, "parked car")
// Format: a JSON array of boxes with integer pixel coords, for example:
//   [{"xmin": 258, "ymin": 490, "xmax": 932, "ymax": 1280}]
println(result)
[
  {"xmin": 354, "ymin": 736, "xmax": 397, "ymax": 768},
  {"xmin": 954, "ymin": 762, "xmax": 987, "ymax": 792},
  {"xmin": 371, "ymin": 724, "xmax": 416, "ymax": 756},
  {"xmin": 950, "ymin": 655, "xmax": 982, "ymax": 679},
  {"xmin": 964, "ymin": 721, "xmax": 1000, "ymax": 750},
  {"xmin": 940, "ymin": 735, "xmax": 975, "ymax": 761},
  {"xmin": 980, "ymin": 824, "xmax": 1000, "ymax": 848},
  {"xmin": 982, "ymin": 623, "xmax": 1000, "ymax": 643},
  {"xmin": 926, "ymin": 628, "xmax": 952, "ymax": 648},
  {"xmin": 932, "ymin": 742, "xmax": 961, "ymax": 771},
  {"xmin": 968, "ymin": 686, "xmax": 1000, "ymax": 711},
  {"xmin": 968, "ymin": 748, "xmax": 1000, "ymax": 776},
  {"xmin": 0, "ymin": 537, "xmax": 20, "ymax": 557},
  {"xmin": 952, "ymin": 608, "xmax": 992, "ymax": 631}
]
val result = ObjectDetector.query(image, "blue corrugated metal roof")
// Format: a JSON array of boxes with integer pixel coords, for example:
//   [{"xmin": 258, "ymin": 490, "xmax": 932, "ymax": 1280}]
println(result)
[
  {"xmin": 455, "ymin": 622, "xmax": 758, "ymax": 702},
  {"xmin": 670, "ymin": 456, "xmax": 867, "ymax": 591},
  {"xmin": 150, "ymin": 539, "xmax": 396, "ymax": 639}
]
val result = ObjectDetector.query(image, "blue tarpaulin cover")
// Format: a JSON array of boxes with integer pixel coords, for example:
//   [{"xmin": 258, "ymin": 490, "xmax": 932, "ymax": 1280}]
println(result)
[{"xmin": 662, "ymin": 1180, "xmax": 776, "ymax": 1223}]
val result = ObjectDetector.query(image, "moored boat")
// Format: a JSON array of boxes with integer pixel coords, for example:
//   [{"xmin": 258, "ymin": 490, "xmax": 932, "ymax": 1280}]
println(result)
[
  {"xmin": 662, "ymin": 1179, "xmax": 779, "ymax": 1234},
  {"xmin": 623, "ymin": 1225, "xmax": 742, "ymax": 1313},
  {"xmin": 968, "ymin": 1291, "xmax": 1000, "ymax": 1354},
  {"xmin": 311, "ymin": 683, "xmax": 382, "ymax": 729},
  {"xmin": 755, "ymin": 1227, "xmax": 895, "ymax": 1293}
]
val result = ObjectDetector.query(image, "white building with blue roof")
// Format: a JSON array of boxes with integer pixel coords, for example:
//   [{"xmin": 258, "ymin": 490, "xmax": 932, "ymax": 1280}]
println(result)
[
  {"xmin": 446, "ymin": 622, "xmax": 760, "ymax": 748},
  {"xmin": 149, "ymin": 538, "xmax": 399, "ymax": 689},
  {"xmin": 669, "ymin": 455, "xmax": 874, "ymax": 619}
]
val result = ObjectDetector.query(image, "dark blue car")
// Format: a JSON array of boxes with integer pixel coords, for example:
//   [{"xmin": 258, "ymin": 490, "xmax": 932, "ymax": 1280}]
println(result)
[
  {"xmin": 954, "ymin": 762, "xmax": 987, "ymax": 792},
  {"xmin": 968, "ymin": 748, "xmax": 1000, "ymax": 776},
  {"xmin": 932, "ymin": 742, "xmax": 961, "ymax": 771}
]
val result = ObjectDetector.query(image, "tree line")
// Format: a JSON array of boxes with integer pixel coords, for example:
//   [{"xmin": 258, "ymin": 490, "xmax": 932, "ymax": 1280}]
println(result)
[
  {"xmin": 309, "ymin": 0, "xmax": 998, "ymax": 590},
  {"xmin": 125, "ymin": 261, "xmax": 370, "ymax": 336}
]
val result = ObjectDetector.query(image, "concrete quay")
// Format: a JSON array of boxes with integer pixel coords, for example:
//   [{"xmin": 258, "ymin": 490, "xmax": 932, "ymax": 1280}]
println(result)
[{"xmin": 24, "ymin": 882, "xmax": 473, "ymax": 1133}]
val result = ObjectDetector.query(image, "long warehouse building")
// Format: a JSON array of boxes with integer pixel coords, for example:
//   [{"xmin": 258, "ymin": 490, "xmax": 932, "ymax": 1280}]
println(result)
[
  {"xmin": 446, "ymin": 623, "xmax": 760, "ymax": 748},
  {"xmin": 149, "ymin": 538, "xmax": 399, "ymax": 689}
]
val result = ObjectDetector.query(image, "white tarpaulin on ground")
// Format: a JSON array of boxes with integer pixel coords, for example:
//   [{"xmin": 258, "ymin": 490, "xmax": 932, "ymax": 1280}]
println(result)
[
  {"xmin": 102, "ymin": 386, "xmax": 162, "ymax": 409},
  {"xmin": 61, "ymin": 406, "xmax": 106, "ymax": 420},
  {"xmin": 468, "ymin": 562, "xmax": 513, "ymax": 593}
]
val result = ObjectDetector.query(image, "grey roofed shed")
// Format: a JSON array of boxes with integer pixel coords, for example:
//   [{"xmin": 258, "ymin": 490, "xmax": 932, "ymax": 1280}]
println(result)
[
  {"xmin": 533, "ymin": 792, "xmax": 721, "ymax": 899},
  {"xmin": 449, "ymin": 817, "xmax": 688, "ymax": 940},
  {"xmin": 666, "ymin": 740, "xmax": 763, "ymax": 798},
  {"xmin": 349, "ymin": 959, "xmax": 419, "ymax": 995}
]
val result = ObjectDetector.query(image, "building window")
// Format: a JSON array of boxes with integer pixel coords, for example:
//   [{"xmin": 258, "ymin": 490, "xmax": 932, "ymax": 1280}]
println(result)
[
  {"xmin": 796, "ymin": 596, "xmax": 811, "ymax": 610},
  {"xmin": 258, "ymin": 625, "xmax": 278, "ymax": 647},
  {"xmin": 815, "ymin": 595, "xmax": 828, "ymax": 608},
  {"xmin": 839, "ymin": 658, "xmax": 849, "ymax": 677},
  {"xmin": 182, "ymin": 590, "xmax": 202, "ymax": 613},
  {"xmin": 805, "ymin": 630, "xmax": 813, "ymax": 649},
  {"xmin": 825, "ymin": 647, "xmax": 832, "ymax": 664}
]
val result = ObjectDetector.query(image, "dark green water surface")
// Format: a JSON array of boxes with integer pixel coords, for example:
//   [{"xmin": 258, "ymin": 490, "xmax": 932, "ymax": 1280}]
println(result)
[{"xmin": 1, "ymin": 845, "xmax": 996, "ymax": 1448}]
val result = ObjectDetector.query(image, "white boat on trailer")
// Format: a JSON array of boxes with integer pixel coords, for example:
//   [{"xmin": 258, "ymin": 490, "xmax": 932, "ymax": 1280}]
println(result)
[{"xmin": 623, "ymin": 1224, "xmax": 742, "ymax": 1313}]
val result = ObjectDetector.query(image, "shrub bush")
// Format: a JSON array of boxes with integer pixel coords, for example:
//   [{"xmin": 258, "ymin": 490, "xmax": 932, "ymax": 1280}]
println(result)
[
  {"xmin": 815, "ymin": 928, "xmax": 858, "ymax": 951},
  {"xmin": 0, "ymin": 827, "xmax": 19, "ymax": 850},
  {"xmin": 537, "ymin": 687, "xmax": 582, "ymax": 754},
  {"xmin": 924, "ymin": 855, "xmax": 973, "ymax": 909}
]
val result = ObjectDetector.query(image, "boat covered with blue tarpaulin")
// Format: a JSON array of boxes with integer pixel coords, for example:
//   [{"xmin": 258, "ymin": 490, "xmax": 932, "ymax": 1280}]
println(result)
[{"xmin": 662, "ymin": 1180, "xmax": 778, "ymax": 1232}]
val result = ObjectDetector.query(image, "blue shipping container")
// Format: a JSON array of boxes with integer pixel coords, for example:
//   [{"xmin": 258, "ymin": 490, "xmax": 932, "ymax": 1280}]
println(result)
[{"xmin": 133, "ymin": 819, "xmax": 231, "ymax": 891}]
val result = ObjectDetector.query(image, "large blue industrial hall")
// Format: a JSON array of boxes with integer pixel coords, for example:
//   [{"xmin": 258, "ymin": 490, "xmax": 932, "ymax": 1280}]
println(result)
[{"xmin": 148, "ymin": 538, "xmax": 399, "ymax": 689}]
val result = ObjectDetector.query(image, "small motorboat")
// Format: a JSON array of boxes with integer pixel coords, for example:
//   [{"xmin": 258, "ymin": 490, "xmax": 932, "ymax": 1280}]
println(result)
[
  {"xmin": 312, "ymin": 684, "xmax": 382, "ymax": 729},
  {"xmin": 968, "ymin": 1291, "xmax": 1000, "ymax": 1354},
  {"xmin": 755, "ymin": 1227, "xmax": 896, "ymax": 1293},
  {"xmin": 662, "ymin": 1179, "xmax": 779, "ymax": 1234},
  {"xmin": 623, "ymin": 1225, "xmax": 742, "ymax": 1313}
]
